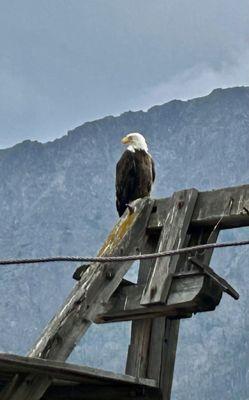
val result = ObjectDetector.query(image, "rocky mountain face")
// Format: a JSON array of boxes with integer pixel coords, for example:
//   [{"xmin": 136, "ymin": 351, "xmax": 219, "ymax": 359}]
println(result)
[{"xmin": 0, "ymin": 86, "xmax": 249, "ymax": 399}]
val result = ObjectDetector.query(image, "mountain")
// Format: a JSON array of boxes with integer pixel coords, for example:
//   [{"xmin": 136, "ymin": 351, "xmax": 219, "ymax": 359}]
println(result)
[{"xmin": 0, "ymin": 86, "xmax": 249, "ymax": 399}]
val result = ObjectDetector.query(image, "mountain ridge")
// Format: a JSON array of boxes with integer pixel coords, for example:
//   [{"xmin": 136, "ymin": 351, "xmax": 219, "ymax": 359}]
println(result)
[{"xmin": 2, "ymin": 85, "xmax": 248, "ymax": 152}]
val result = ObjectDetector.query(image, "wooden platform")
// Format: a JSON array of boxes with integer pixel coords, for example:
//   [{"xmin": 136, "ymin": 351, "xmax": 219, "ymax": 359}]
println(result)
[{"xmin": 0, "ymin": 353, "xmax": 161, "ymax": 400}]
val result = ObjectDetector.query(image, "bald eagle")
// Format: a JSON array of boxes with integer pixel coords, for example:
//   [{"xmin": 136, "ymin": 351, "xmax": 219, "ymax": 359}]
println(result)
[{"xmin": 116, "ymin": 132, "xmax": 155, "ymax": 216}]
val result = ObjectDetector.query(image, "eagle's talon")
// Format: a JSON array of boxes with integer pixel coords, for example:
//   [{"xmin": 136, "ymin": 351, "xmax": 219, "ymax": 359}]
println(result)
[{"xmin": 126, "ymin": 204, "xmax": 135, "ymax": 214}]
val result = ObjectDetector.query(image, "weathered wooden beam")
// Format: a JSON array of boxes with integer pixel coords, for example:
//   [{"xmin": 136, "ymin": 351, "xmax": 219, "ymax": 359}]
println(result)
[
  {"xmin": 0, "ymin": 379, "xmax": 161, "ymax": 400},
  {"xmin": 141, "ymin": 189, "xmax": 198, "ymax": 305},
  {"xmin": 155, "ymin": 318, "xmax": 179, "ymax": 400},
  {"xmin": 1, "ymin": 198, "xmax": 153, "ymax": 400},
  {"xmin": 148, "ymin": 184, "xmax": 249, "ymax": 231},
  {"xmin": 43, "ymin": 384, "xmax": 162, "ymax": 400},
  {"xmin": 126, "ymin": 190, "xmax": 204, "ymax": 400},
  {"xmin": 125, "ymin": 233, "xmax": 159, "ymax": 378},
  {"xmin": 125, "ymin": 191, "xmax": 223, "ymax": 400},
  {"xmin": 95, "ymin": 273, "xmax": 222, "ymax": 323},
  {"xmin": 0, "ymin": 353, "xmax": 157, "ymax": 388},
  {"xmin": 192, "ymin": 184, "xmax": 249, "ymax": 228},
  {"xmin": 156, "ymin": 227, "xmax": 220, "ymax": 400}
]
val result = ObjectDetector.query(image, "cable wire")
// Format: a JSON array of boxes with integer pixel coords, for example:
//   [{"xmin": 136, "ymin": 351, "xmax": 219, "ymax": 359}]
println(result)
[{"xmin": 0, "ymin": 239, "xmax": 249, "ymax": 266}]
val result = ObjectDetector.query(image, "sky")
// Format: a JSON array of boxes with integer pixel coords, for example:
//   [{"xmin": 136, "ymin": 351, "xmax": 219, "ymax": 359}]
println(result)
[{"xmin": 0, "ymin": 0, "xmax": 249, "ymax": 148}]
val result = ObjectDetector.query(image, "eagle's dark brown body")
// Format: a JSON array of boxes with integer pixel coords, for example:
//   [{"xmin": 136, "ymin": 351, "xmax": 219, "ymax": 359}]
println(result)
[{"xmin": 116, "ymin": 149, "xmax": 155, "ymax": 216}]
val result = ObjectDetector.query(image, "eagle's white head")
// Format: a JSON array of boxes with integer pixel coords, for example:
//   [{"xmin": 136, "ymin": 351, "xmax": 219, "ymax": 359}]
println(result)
[{"xmin": 121, "ymin": 132, "xmax": 148, "ymax": 153}]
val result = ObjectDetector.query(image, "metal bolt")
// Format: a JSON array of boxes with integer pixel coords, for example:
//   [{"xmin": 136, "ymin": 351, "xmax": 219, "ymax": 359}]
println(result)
[
  {"xmin": 177, "ymin": 200, "xmax": 184, "ymax": 209},
  {"xmin": 106, "ymin": 269, "xmax": 114, "ymax": 280}
]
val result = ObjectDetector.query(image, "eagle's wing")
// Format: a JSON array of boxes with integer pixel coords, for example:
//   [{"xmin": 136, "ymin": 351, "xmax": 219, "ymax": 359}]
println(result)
[
  {"xmin": 151, "ymin": 155, "xmax": 156, "ymax": 183},
  {"xmin": 115, "ymin": 150, "xmax": 136, "ymax": 217}
]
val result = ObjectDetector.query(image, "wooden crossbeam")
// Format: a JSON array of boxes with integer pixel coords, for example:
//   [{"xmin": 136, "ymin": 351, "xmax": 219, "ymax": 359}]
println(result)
[
  {"xmin": 148, "ymin": 184, "xmax": 249, "ymax": 231},
  {"xmin": 95, "ymin": 273, "xmax": 222, "ymax": 323},
  {"xmin": 192, "ymin": 184, "xmax": 249, "ymax": 228},
  {"xmin": 1, "ymin": 198, "xmax": 153, "ymax": 400}
]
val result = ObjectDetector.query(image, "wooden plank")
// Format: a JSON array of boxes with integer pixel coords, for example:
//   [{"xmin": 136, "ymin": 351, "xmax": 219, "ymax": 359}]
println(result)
[
  {"xmin": 0, "ymin": 380, "xmax": 162, "ymax": 400},
  {"xmin": 144, "ymin": 317, "xmax": 180, "ymax": 398},
  {"xmin": 126, "ymin": 195, "xmax": 200, "ymax": 400},
  {"xmin": 95, "ymin": 273, "xmax": 222, "ymax": 323},
  {"xmin": 126, "ymin": 232, "xmax": 160, "ymax": 378},
  {"xmin": 145, "ymin": 236, "xmax": 192, "ymax": 397},
  {"xmin": 0, "ymin": 353, "xmax": 157, "ymax": 388},
  {"xmin": 147, "ymin": 199, "xmax": 171, "ymax": 231},
  {"xmin": 148, "ymin": 184, "xmax": 249, "ymax": 231},
  {"xmin": 43, "ymin": 383, "xmax": 162, "ymax": 400},
  {"xmin": 126, "ymin": 198, "xmax": 223, "ymax": 400},
  {"xmin": 141, "ymin": 189, "xmax": 198, "ymax": 305},
  {"xmin": 192, "ymin": 184, "xmax": 249, "ymax": 228},
  {"xmin": 157, "ymin": 319, "xmax": 180, "ymax": 400},
  {"xmin": 1, "ymin": 198, "xmax": 153, "ymax": 400},
  {"xmin": 147, "ymin": 227, "xmax": 221, "ymax": 400}
]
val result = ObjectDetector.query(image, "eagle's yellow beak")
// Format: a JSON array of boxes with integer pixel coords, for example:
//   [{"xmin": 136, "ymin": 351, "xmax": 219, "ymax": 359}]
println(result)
[{"xmin": 121, "ymin": 136, "xmax": 130, "ymax": 144}]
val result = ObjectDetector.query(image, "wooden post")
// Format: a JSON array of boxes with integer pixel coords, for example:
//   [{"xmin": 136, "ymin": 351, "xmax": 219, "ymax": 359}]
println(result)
[
  {"xmin": 1, "ymin": 198, "xmax": 153, "ymax": 400},
  {"xmin": 126, "ymin": 232, "xmax": 159, "ymax": 377},
  {"xmin": 126, "ymin": 190, "xmax": 198, "ymax": 399},
  {"xmin": 126, "ymin": 190, "xmax": 221, "ymax": 400},
  {"xmin": 155, "ymin": 226, "xmax": 220, "ymax": 400}
]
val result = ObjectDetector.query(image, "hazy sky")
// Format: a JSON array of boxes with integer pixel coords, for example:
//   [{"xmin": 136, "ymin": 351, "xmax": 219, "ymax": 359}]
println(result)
[{"xmin": 1, "ymin": 0, "xmax": 249, "ymax": 148}]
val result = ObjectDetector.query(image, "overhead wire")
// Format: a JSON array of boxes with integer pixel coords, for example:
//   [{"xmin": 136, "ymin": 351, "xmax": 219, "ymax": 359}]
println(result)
[{"xmin": 0, "ymin": 238, "xmax": 249, "ymax": 266}]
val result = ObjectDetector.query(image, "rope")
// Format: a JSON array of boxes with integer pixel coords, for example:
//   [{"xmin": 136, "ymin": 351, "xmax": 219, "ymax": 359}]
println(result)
[{"xmin": 0, "ymin": 239, "xmax": 249, "ymax": 266}]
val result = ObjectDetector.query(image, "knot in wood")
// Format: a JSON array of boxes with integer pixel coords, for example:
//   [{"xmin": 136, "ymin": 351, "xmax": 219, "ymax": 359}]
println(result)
[{"xmin": 150, "ymin": 286, "xmax": 157, "ymax": 299}]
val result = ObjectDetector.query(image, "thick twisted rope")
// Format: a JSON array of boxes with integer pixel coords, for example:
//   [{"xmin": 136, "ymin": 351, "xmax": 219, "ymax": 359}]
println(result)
[{"xmin": 0, "ymin": 239, "xmax": 249, "ymax": 266}]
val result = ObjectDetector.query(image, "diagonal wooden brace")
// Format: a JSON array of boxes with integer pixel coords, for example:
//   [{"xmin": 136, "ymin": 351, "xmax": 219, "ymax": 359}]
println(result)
[
  {"xmin": 1, "ymin": 198, "xmax": 153, "ymax": 400},
  {"xmin": 188, "ymin": 257, "xmax": 239, "ymax": 300}
]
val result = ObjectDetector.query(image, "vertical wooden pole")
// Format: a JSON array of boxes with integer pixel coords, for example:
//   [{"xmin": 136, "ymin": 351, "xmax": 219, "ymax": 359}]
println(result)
[
  {"xmin": 126, "ymin": 232, "xmax": 160, "ymax": 377},
  {"xmin": 126, "ymin": 193, "xmax": 220, "ymax": 400},
  {"xmin": 152, "ymin": 226, "xmax": 219, "ymax": 400},
  {"xmin": 147, "ymin": 317, "xmax": 180, "ymax": 399}
]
